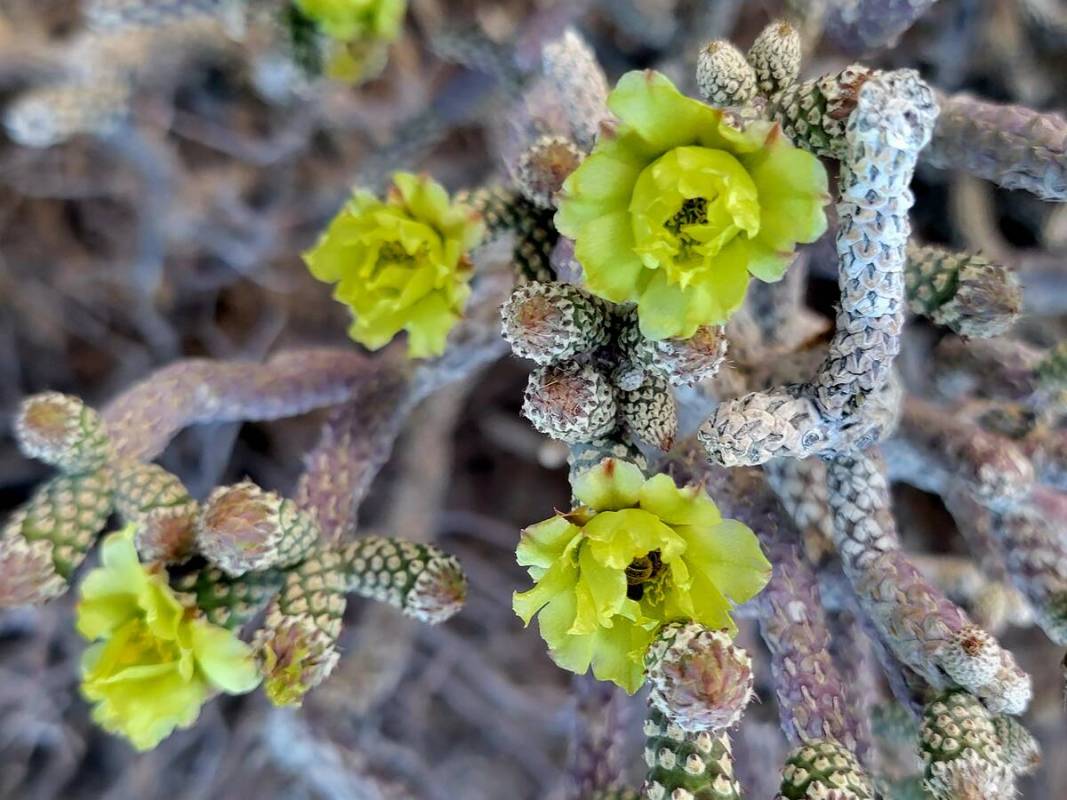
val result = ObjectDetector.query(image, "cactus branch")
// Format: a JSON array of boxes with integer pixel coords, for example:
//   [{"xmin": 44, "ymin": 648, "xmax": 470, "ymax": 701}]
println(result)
[
  {"xmin": 700, "ymin": 70, "xmax": 936, "ymax": 467},
  {"xmin": 102, "ymin": 347, "xmax": 379, "ymax": 462},
  {"xmin": 826, "ymin": 449, "xmax": 1031, "ymax": 714},
  {"xmin": 924, "ymin": 91, "xmax": 1067, "ymax": 201}
]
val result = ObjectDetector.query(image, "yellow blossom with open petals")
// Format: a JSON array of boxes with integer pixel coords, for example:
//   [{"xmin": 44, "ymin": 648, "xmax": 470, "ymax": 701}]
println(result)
[
  {"xmin": 304, "ymin": 172, "xmax": 485, "ymax": 358},
  {"xmin": 513, "ymin": 459, "xmax": 771, "ymax": 692},
  {"xmin": 76, "ymin": 527, "xmax": 260, "ymax": 751},
  {"xmin": 556, "ymin": 70, "xmax": 830, "ymax": 340}
]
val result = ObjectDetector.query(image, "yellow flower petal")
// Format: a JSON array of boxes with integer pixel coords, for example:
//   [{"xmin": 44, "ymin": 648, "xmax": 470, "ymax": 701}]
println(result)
[
  {"xmin": 572, "ymin": 458, "xmax": 645, "ymax": 511},
  {"xmin": 76, "ymin": 528, "xmax": 262, "ymax": 751},
  {"xmin": 556, "ymin": 70, "xmax": 830, "ymax": 339}
]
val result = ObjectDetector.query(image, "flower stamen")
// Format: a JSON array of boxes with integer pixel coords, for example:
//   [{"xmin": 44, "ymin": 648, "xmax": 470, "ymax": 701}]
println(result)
[
  {"xmin": 626, "ymin": 549, "xmax": 665, "ymax": 600},
  {"xmin": 664, "ymin": 198, "xmax": 709, "ymax": 262}
]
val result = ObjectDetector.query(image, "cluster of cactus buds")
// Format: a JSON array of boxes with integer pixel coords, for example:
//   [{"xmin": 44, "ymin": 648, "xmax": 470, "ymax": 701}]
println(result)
[
  {"xmin": 504, "ymin": 282, "xmax": 727, "ymax": 452},
  {"xmin": 698, "ymin": 18, "xmax": 802, "ymax": 108}
]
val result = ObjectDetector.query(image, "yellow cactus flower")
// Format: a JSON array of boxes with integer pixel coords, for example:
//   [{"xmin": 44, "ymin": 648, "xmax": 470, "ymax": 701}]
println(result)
[
  {"xmin": 76, "ymin": 527, "xmax": 260, "ymax": 751},
  {"xmin": 556, "ymin": 70, "xmax": 830, "ymax": 340},
  {"xmin": 294, "ymin": 0, "xmax": 406, "ymax": 83},
  {"xmin": 295, "ymin": 0, "xmax": 405, "ymax": 42},
  {"xmin": 513, "ymin": 459, "xmax": 771, "ymax": 692},
  {"xmin": 303, "ymin": 172, "xmax": 486, "ymax": 358}
]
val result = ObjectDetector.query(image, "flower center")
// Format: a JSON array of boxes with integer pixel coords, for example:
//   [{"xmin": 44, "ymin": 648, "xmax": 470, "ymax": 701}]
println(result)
[
  {"xmin": 376, "ymin": 241, "xmax": 418, "ymax": 267},
  {"xmin": 625, "ymin": 550, "xmax": 664, "ymax": 601},
  {"xmin": 663, "ymin": 197, "xmax": 709, "ymax": 261},
  {"xmin": 110, "ymin": 618, "xmax": 179, "ymax": 670},
  {"xmin": 629, "ymin": 146, "xmax": 760, "ymax": 280}
]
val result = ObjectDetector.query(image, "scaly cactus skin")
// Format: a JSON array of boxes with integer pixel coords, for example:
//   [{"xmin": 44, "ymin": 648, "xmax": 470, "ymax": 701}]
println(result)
[
  {"xmin": 84, "ymin": 0, "xmax": 239, "ymax": 32},
  {"xmin": 5, "ymin": 2, "xmax": 239, "ymax": 148},
  {"xmin": 172, "ymin": 562, "xmax": 285, "ymax": 631},
  {"xmin": 294, "ymin": 367, "xmax": 413, "ymax": 545},
  {"xmin": 4, "ymin": 392, "xmax": 119, "ymax": 605},
  {"xmin": 4, "ymin": 79, "xmax": 132, "ymax": 149},
  {"xmin": 644, "ymin": 622, "xmax": 754, "ymax": 734},
  {"xmin": 696, "ymin": 41, "xmax": 758, "ymax": 107},
  {"xmin": 824, "ymin": 0, "xmax": 940, "ymax": 54},
  {"xmin": 113, "ymin": 460, "xmax": 199, "ymax": 563},
  {"xmin": 889, "ymin": 395, "xmax": 1035, "ymax": 510},
  {"xmin": 512, "ymin": 204, "xmax": 559, "ymax": 284},
  {"xmin": 617, "ymin": 376, "xmax": 678, "ymax": 452},
  {"xmin": 254, "ymin": 547, "xmax": 348, "ymax": 706},
  {"xmin": 763, "ymin": 457, "xmax": 835, "ymax": 567},
  {"xmin": 826, "ymin": 451, "xmax": 1032, "ymax": 715},
  {"xmin": 615, "ymin": 310, "xmax": 728, "ymax": 390},
  {"xmin": 0, "ymin": 534, "xmax": 67, "ymax": 608},
  {"xmin": 523, "ymin": 361, "xmax": 617, "ymax": 444},
  {"xmin": 701, "ymin": 71, "xmax": 936, "ymax": 466},
  {"xmin": 0, "ymin": 470, "xmax": 115, "ymax": 607},
  {"xmin": 568, "ymin": 676, "xmax": 633, "ymax": 798},
  {"xmin": 642, "ymin": 708, "xmax": 742, "ymax": 800},
  {"xmin": 340, "ymin": 536, "xmax": 466, "ymax": 624},
  {"xmin": 919, "ymin": 691, "xmax": 1015, "ymax": 800},
  {"xmin": 457, "ymin": 186, "xmax": 528, "ymax": 240},
  {"xmin": 759, "ymin": 526, "xmax": 869, "ymax": 760},
  {"xmin": 197, "ymin": 481, "xmax": 320, "ymax": 576},
  {"xmin": 924, "ymin": 92, "xmax": 1067, "ymax": 201},
  {"xmin": 989, "ymin": 505, "xmax": 1067, "ymax": 645},
  {"xmin": 991, "ymin": 715, "xmax": 1041, "ymax": 775},
  {"xmin": 812, "ymin": 71, "xmax": 936, "ymax": 422},
  {"xmin": 904, "ymin": 243, "xmax": 1022, "ymax": 338},
  {"xmin": 540, "ymin": 29, "xmax": 609, "ymax": 150},
  {"xmin": 15, "ymin": 393, "xmax": 113, "ymax": 475},
  {"xmin": 456, "ymin": 186, "xmax": 558, "ymax": 283},
  {"xmin": 777, "ymin": 739, "xmax": 875, "ymax": 800},
  {"xmin": 102, "ymin": 348, "xmax": 375, "ymax": 462},
  {"xmin": 746, "ymin": 20, "xmax": 801, "ymax": 96},
  {"xmin": 767, "ymin": 65, "xmax": 874, "ymax": 159},
  {"xmin": 500, "ymin": 282, "xmax": 611, "ymax": 365}
]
